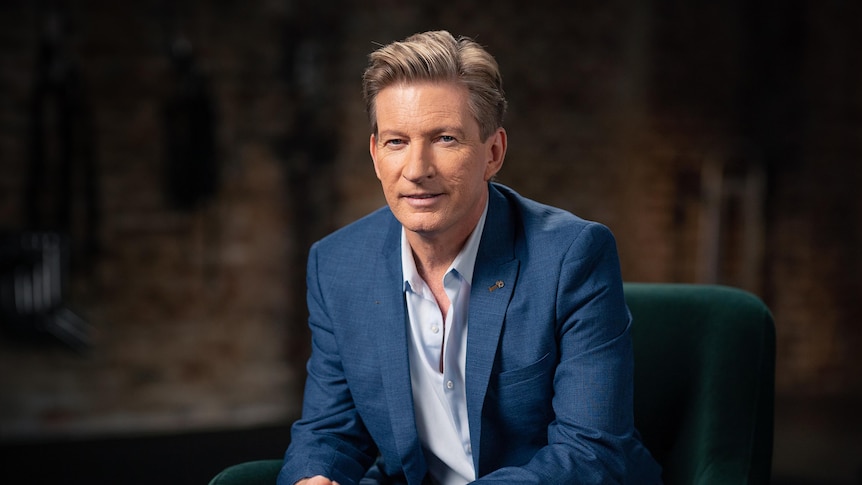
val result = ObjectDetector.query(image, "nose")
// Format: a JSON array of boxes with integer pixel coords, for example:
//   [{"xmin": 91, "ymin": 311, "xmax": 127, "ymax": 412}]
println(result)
[{"xmin": 402, "ymin": 143, "xmax": 434, "ymax": 183}]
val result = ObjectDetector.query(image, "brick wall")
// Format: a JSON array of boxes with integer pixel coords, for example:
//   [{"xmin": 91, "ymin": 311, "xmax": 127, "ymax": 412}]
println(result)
[{"xmin": 1, "ymin": 0, "xmax": 860, "ymax": 438}]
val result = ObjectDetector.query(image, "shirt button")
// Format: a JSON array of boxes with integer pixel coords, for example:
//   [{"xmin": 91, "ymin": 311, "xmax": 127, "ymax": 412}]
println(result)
[
  {"xmin": 446, "ymin": 380, "xmax": 454, "ymax": 389},
  {"xmin": 431, "ymin": 325, "xmax": 439, "ymax": 334},
  {"xmin": 465, "ymin": 444, "xmax": 472, "ymax": 454}
]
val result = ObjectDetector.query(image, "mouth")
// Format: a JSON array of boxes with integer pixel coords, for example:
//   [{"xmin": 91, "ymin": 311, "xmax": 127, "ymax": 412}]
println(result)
[
  {"xmin": 402, "ymin": 192, "xmax": 443, "ymax": 207},
  {"xmin": 404, "ymin": 193, "xmax": 440, "ymax": 199}
]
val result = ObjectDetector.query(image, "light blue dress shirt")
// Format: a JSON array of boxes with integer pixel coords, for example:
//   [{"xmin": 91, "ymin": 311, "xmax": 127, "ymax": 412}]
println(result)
[{"xmin": 401, "ymin": 202, "xmax": 488, "ymax": 485}]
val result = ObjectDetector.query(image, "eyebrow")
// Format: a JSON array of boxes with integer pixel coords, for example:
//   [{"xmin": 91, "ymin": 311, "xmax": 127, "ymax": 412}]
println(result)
[
  {"xmin": 378, "ymin": 126, "xmax": 468, "ymax": 139},
  {"xmin": 433, "ymin": 127, "xmax": 467, "ymax": 138}
]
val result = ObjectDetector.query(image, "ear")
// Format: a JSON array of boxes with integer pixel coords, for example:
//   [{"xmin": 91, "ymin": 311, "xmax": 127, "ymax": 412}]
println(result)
[
  {"xmin": 370, "ymin": 133, "xmax": 382, "ymax": 180},
  {"xmin": 484, "ymin": 128, "xmax": 507, "ymax": 181}
]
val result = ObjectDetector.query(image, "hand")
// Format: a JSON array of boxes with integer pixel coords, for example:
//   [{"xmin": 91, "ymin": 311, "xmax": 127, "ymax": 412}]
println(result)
[{"xmin": 296, "ymin": 476, "xmax": 340, "ymax": 485}]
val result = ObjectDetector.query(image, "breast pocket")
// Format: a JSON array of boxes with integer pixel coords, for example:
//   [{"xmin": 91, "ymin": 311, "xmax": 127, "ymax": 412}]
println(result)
[
  {"xmin": 487, "ymin": 352, "xmax": 556, "ymax": 441},
  {"xmin": 495, "ymin": 352, "xmax": 554, "ymax": 388}
]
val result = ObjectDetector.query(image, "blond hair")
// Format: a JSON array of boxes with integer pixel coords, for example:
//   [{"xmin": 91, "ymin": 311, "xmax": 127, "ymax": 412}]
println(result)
[{"xmin": 361, "ymin": 30, "xmax": 507, "ymax": 140}]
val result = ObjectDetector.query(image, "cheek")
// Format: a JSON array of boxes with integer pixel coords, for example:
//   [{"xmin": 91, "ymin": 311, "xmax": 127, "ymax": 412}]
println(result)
[
  {"xmin": 456, "ymin": 160, "xmax": 489, "ymax": 184},
  {"xmin": 375, "ymin": 159, "xmax": 400, "ymax": 182}
]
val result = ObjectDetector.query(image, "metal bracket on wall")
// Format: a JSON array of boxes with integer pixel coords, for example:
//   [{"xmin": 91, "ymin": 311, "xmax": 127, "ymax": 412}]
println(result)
[{"xmin": 0, "ymin": 232, "xmax": 92, "ymax": 352}]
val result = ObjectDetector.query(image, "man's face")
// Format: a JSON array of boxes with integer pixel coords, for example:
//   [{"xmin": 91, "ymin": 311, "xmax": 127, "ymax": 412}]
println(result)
[{"xmin": 370, "ymin": 81, "xmax": 506, "ymax": 246}]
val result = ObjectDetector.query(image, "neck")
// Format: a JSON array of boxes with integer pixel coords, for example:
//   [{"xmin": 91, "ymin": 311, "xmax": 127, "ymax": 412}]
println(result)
[{"xmin": 406, "ymin": 231, "xmax": 465, "ymax": 281}]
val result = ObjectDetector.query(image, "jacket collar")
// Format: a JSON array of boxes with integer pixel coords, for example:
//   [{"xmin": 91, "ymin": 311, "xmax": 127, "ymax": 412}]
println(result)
[
  {"xmin": 465, "ymin": 183, "xmax": 520, "ymax": 473},
  {"xmin": 376, "ymin": 215, "xmax": 428, "ymax": 483}
]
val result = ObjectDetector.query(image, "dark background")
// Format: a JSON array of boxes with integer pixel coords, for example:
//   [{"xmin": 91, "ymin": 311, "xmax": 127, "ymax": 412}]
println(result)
[{"xmin": 1, "ymin": 0, "xmax": 860, "ymax": 483}]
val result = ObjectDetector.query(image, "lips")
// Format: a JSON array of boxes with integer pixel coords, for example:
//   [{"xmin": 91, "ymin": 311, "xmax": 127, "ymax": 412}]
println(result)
[
  {"xmin": 403, "ymin": 192, "xmax": 443, "ymax": 207},
  {"xmin": 405, "ymin": 193, "xmax": 440, "ymax": 199}
]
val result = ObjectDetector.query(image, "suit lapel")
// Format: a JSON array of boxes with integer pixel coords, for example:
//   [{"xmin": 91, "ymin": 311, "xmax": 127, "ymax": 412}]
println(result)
[
  {"xmin": 373, "ymin": 217, "xmax": 427, "ymax": 483},
  {"xmin": 466, "ymin": 184, "xmax": 520, "ymax": 472}
]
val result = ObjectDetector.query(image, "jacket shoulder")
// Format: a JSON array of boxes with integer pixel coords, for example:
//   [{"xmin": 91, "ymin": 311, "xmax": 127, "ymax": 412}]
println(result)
[
  {"xmin": 313, "ymin": 205, "xmax": 396, "ymax": 254},
  {"xmin": 492, "ymin": 183, "xmax": 614, "ymax": 246}
]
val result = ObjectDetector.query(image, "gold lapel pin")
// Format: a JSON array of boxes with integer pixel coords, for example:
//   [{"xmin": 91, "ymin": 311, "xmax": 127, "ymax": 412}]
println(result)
[{"xmin": 489, "ymin": 280, "xmax": 504, "ymax": 292}]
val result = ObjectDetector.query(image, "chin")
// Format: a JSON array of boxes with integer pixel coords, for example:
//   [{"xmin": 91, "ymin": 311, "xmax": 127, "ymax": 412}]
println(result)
[{"xmin": 401, "ymin": 219, "xmax": 443, "ymax": 237}]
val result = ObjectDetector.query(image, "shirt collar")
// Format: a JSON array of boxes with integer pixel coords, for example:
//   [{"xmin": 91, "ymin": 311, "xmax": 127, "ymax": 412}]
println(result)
[{"xmin": 401, "ymin": 199, "xmax": 489, "ymax": 293}]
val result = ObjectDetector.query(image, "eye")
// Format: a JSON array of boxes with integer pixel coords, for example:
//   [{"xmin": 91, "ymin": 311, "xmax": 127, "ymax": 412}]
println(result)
[
  {"xmin": 384, "ymin": 138, "xmax": 405, "ymax": 147},
  {"xmin": 438, "ymin": 135, "xmax": 456, "ymax": 143}
]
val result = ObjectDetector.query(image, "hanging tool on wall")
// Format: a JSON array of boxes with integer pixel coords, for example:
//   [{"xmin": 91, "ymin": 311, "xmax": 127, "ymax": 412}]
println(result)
[
  {"xmin": 162, "ymin": 35, "xmax": 219, "ymax": 211},
  {"xmin": 8, "ymin": 5, "xmax": 95, "ymax": 351}
]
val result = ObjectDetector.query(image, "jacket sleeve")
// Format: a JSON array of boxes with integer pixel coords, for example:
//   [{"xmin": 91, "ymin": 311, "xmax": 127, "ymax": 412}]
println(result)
[
  {"xmin": 473, "ymin": 223, "xmax": 661, "ymax": 485},
  {"xmin": 278, "ymin": 242, "xmax": 379, "ymax": 485}
]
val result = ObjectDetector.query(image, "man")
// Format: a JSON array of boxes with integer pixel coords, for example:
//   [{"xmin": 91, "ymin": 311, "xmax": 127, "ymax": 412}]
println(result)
[{"xmin": 279, "ymin": 30, "xmax": 662, "ymax": 485}]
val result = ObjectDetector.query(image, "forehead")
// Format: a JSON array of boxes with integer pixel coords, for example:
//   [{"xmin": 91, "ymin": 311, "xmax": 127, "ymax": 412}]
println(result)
[{"xmin": 375, "ymin": 81, "xmax": 477, "ymax": 132}]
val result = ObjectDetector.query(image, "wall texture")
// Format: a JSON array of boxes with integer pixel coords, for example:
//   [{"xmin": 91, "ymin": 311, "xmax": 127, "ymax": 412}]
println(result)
[{"xmin": 1, "ymin": 0, "xmax": 860, "ymax": 440}]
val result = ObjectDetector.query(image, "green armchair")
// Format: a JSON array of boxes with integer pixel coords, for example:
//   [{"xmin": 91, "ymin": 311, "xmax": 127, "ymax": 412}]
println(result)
[
  {"xmin": 625, "ymin": 283, "xmax": 775, "ymax": 484},
  {"xmin": 210, "ymin": 283, "xmax": 775, "ymax": 485}
]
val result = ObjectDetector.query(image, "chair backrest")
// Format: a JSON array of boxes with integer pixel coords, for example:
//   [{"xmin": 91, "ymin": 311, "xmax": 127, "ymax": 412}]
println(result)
[{"xmin": 624, "ymin": 283, "xmax": 775, "ymax": 485}]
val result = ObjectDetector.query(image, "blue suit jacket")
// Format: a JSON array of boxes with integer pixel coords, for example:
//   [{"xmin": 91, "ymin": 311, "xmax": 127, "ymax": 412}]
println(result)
[{"xmin": 280, "ymin": 183, "xmax": 661, "ymax": 485}]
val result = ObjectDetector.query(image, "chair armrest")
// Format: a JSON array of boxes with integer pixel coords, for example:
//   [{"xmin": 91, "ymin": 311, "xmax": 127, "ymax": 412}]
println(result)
[{"xmin": 209, "ymin": 459, "xmax": 283, "ymax": 485}]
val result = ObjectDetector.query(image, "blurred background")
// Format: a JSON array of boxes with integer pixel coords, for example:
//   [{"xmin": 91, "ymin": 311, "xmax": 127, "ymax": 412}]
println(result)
[{"xmin": 0, "ymin": 0, "xmax": 860, "ymax": 483}]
